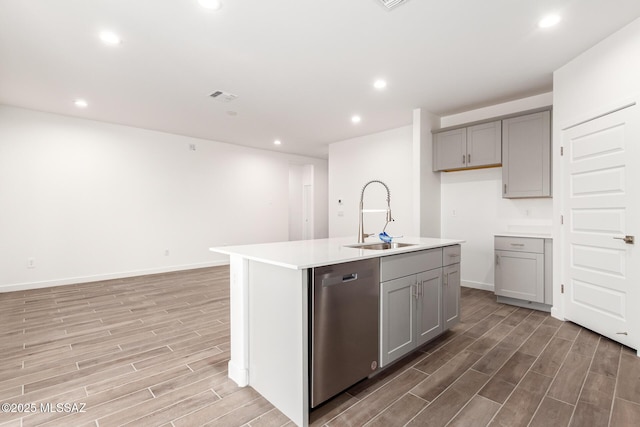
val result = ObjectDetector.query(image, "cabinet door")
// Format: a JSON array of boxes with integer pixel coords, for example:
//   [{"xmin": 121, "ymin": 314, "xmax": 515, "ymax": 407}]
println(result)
[
  {"xmin": 380, "ymin": 275, "xmax": 417, "ymax": 367},
  {"xmin": 467, "ymin": 121, "xmax": 501, "ymax": 168},
  {"xmin": 502, "ymin": 111, "xmax": 551, "ymax": 198},
  {"xmin": 433, "ymin": 128, "xmax": 467, "ymax": 171},
  {"xmin": 495, "ymin": 250, "xmax": 544, "ymax": 303},
  {"xmin": 416, "ymin": 269, "xmax": 443, "ymax": 346},
  {"xmin": 443, "ymin": 264, "xmax": 460, "ymax": 329}
]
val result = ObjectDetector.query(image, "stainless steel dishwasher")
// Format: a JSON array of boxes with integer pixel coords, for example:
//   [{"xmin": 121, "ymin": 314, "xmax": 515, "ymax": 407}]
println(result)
[{"xmin": 310, "ymin": 258, "xmax": 380, "ymax": 408}]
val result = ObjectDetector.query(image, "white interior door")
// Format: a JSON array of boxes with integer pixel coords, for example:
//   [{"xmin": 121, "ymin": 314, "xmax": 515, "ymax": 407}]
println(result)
[
  {"xmin": 562, "ymin": 103, "xmax": 639, "ymax": 351},
  {"xmin": 302, "ymin": 184, "xmax": 313, "ymax": 240}
]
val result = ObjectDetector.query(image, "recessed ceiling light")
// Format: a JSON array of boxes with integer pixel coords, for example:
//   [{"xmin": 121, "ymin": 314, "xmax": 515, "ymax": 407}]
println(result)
[
  {"xmin": 274, "ymin": 139, "xmax": 282, "ymax": 146},
  {"xmin": 373, "ymin": 79, "xmax": 387, "ymax": 90},
  {"xmin": 538, "ymin": 14, "xmax": 561, "ymax": 28},
  {"xmin": 74, "ymin": 99, "xmax": 88, "ymax": 108},
  {"xmin": 351, "ymin": 115, "xmax": 362, "ymax": 123},
  {"xmin": 198, "ymin": 0, "xmax": 223, "ymax": 10},
  {"xmin": 99, "ymin": 31, "xmax": 122, "ymax": 46}
]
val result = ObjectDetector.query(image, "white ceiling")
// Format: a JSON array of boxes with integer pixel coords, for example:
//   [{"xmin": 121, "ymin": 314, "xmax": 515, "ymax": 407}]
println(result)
[{"xmin": 2, "ymin": 0, "xmax": 640, "ymax": 159}]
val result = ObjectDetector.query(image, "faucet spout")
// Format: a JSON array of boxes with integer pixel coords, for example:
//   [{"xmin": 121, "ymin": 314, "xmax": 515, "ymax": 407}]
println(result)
[{"xmin": 358, "ymin": 180, "xmax": 393, "ymax": 243}]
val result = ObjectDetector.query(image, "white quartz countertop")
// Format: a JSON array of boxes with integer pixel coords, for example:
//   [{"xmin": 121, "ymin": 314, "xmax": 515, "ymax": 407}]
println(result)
[{"xmin": 210, "ymin": 236, "xmax": 465, "ymax": 270}]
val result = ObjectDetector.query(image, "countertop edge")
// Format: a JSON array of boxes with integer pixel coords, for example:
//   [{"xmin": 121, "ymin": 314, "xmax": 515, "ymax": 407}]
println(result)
[{"xmin": 210, "ymin": 237, "xmax": 465, "ymax": 270}]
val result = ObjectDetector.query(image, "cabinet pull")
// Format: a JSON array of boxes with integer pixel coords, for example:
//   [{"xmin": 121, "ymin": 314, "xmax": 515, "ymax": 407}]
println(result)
[
  {"xmin": 444, "ymin": 273, "xmax": 448, "ymax": 286},
  {"xmin": 462, "ymin": 154, "xmax": 466, "ymax": 165},
  {"xmin": 467, "ymin": 154, "xmax": 471, "ymax": 164},
  {"xmin": 419, "ymin": 280, "xmax": 424, "ymax": 297},
  {"xmin": 413, "ymin": 282, "xmax": 419, "ymax": 299},
  {"xmin": 510, "ymin": 243, "xmax": 525, "ymax": 247},
  {"xmin": 503, "ymin": 184, "xmax": 507, "ymax": 194},
  {"xmin": 495, "ymin": 254, "xmax": 499, "ymax": 265}
]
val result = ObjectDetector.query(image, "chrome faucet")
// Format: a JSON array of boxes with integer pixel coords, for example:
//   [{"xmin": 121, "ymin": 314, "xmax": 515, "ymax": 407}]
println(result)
[{"xmin": 358, "ymin": 180, "xmax": 393, "ymax": 243}]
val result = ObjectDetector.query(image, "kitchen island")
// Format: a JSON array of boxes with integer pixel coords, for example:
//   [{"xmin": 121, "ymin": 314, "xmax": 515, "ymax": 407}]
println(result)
[{"xmin": 210, "ymin": 236, "xmax": 463, "ymax": 426}]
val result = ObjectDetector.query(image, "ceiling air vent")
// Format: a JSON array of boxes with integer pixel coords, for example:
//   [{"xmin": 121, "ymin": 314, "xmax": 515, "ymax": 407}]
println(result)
[
  {"xmin": 209, "ymin": 90, "xmax": 238, "ymax": 102},
  {"xmin": 378, "ymin": 0, "xmax": 408, "ymax": 10}
]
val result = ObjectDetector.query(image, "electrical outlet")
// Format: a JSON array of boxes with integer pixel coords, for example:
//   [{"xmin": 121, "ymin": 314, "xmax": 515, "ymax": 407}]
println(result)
[
  {"xmin": 189, "ymin": 143, "xmax": 196, "ymax": 151},
  {"xmin": 27, "ymin": 257, "xmax": 36, "ymax": 268}
]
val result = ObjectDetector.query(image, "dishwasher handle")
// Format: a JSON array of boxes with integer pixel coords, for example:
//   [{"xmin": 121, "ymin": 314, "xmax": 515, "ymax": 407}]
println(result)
[{"xmin": 321, "ymin": 272, "xmax": 362, "ymax": 287}]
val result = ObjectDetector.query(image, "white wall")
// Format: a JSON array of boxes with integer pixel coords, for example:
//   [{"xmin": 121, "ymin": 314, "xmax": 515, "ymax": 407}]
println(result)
[
  {"xmin": 415, "ymin": 108, "xmax": 441, "ymax": 237},
  {"xmin": 552, "ymin": 17, "xmax": 640, "ymax": 319},
  {"xmin": 0, "ymin": 105, "xmax": 328, "ymax": 291},
  {"xmin": 441, "ymin": 168, "xmax": 553, "ymax": 289},
  {"xmin": 439, "ymin": 92, "xmax": 554, "ymax": 290},
  {"xmin": 328, "ymin": 126, "xmax": 415, "ymax": 240},
  {"xmin": 553, "ymin": 18, "xmax": 640, "ymax": 130}
]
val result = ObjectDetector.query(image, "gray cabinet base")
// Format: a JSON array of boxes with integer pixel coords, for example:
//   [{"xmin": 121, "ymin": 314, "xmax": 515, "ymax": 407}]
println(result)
[{"xmin": 496, "ymin": 295, "xmax": 551, "ymax": 312}]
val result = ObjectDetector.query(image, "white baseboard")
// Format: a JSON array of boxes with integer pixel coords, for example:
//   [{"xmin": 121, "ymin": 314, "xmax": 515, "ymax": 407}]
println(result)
[
  {"xmin": 0, "ymin": 260, "xmax": 230, "ymax": 293},
  {"xmin": 228, "ymin": 360, "xmax": 249, "ymax": 387},
  {"xmin": 550, "ymin": 306, "xmax": 565, "ymax": 321},
  {"xmin": 461, "ymin": 280, "xmax": 494, "ymax": 292}
]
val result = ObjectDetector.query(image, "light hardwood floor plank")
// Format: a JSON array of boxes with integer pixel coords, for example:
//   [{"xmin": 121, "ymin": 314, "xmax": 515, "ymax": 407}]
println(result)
[{"xmin": 2, "ymin": 266, "xmax": 640, "ymax": 426}]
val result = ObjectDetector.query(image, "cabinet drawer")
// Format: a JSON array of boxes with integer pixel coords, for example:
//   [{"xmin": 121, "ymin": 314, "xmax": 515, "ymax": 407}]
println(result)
[
  {"xmin": 380, "ymin": 248, "xmax": 442, "ymax": 282},
  {"xmin": 494, "ymin": 236, "xmax": 543, "ymax": 253},
  {"xmin": 443, "ymin": 245, "xmax": 461, "ymax": 266}
]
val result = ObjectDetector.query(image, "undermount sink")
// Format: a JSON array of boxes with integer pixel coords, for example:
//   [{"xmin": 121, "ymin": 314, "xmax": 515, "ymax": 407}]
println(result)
[{"xmin": 345, "ymin": 242, "xmax": 417, "ymax": 250}]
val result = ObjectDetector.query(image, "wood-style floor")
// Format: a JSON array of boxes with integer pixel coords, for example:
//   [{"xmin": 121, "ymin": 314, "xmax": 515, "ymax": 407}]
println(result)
[{"xmin": 1, "ymin": 266, "xmax": 639, "ymax": 427}]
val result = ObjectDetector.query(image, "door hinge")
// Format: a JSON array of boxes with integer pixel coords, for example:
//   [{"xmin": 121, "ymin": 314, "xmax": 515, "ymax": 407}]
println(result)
[
  {"xmin": 561, "ymin": 284, "xmax": 564, "ymax": 294},
  {"xmin": 560, "ymin": 146, "xmax": 564, "ymax": 156}
]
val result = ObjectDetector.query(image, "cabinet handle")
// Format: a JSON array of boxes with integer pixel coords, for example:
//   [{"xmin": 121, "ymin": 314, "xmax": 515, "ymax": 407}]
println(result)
[
  {"xmin": 462, "ymin": 154, "xmax": 466, "ymax": 165},
  {"xmin": 419, "ymin": 280, "xmax": 424, "ymax": 297},
  {"xmin": 504, "ymin": 184, "xmax": 507, "ymax": 194},
  {"xmin": 467, "ymin": 154, "xmax": 471, "ymax": 164},
  {"xmin": 510, "ymin": 243, "xmax": 525, "ymax": 247},
  {"xmin": 444, "ymin": 273, "xmax": 448, "ymax": 286},
  {"xmin": 495, "ymin": 254, "xmax": 499, "ymax": 265},
  {"xmin": 413, "ymin": 282, "xmax": 419, "ymax": 299}
]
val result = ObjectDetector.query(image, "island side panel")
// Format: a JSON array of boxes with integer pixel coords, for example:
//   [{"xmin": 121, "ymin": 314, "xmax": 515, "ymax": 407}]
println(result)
[
  {"xmin": 249, "ymin": 260, "xmax": 309, "ymax": 427},
  {"xmin": 228, "ymin": 255, "xmax": 250, "ymax": 386}
]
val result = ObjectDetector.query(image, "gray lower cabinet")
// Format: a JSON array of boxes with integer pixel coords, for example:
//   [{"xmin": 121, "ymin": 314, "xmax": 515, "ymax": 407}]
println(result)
[
  {"xmin": 416, "ymin": 269, "xmax": 444, "ymax": 346},
  {"xmin": 379, "ymin": 245, "xmax": 461, "ymax": 368},
  {"xmin": 495, "ymin": 250, "xmax": 543, "ymax": 302},
  {"xmin": 433, "ymin": 121, "xmax": 501, "ymax": 171},
  {"xmin": 443, "ymin": 244, "xmax": 461, "ymax": 329},
  {"xmin": 380, "ymin": 270, "xmax": 442, "ymax": 367},
  {"xmin": 502, "ymin": 110, "xmax": 551, "ymax": 198},
  {"xmin": 443, "ymin": 263, "xmax": 460, "ymax": 329},
  {"xmin": 494, "ymin": 236, "xmax": 552, "ymax": 310}
]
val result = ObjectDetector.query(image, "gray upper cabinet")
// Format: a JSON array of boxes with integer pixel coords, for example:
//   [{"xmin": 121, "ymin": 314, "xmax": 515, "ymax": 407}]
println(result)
[
  {"xmin": 433, "ymin": 127, "xmax": 466, "ymax": 171},
  {"xmin": 433, "ymin": 121, "xmax": 501, "ymax": 171},
  {"xmin": 502, "ymin": 111, "xmax": 551, "ymax": 198},
  {"xmin": 467, "ymin": 121, "xmax": 502, "ymax": 168}
]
